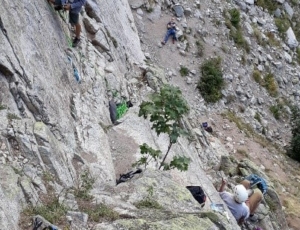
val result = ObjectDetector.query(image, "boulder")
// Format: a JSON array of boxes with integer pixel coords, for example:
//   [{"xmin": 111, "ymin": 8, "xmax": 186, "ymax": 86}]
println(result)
[
  {"xmin": 286, "ymin": 27, "xmax": 298, "ymax": 49},
  {"xmin": 173, "ymin": 5, "xmax": 184, "ymax": 17}
]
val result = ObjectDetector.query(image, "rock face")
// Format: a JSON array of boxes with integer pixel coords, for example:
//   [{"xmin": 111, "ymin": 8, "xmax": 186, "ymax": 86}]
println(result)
[{"xmin": 0, "ymin": 0, "xmax": 296, "ymax": 229}]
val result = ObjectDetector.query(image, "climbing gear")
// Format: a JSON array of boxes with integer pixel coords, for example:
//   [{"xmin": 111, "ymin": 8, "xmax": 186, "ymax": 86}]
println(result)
[
  {"xmin": 249, "ymin": 214, "xmax": 259, "ymax": 222},
  {"xmin": 72, "ymin": 37, "xmax": 81, "ymax": 47},
  {"xmin": 234, "ymin": 184, "xmax": 248, "ymax": 203},
  {"xmin": 186, "ymin": 186, "xmax": 206, "ymax": 207},
  {"xmin": 116, "ymin": 168, "xmax": 142, "ymax": 185},
  {"xmin": 244, "ymin": 174, "xmax": 268, "ymax": 195},
  {"xmin": 67, "ymin": 56, "xmax": 81, "ymax": 83},
  {"xmin": 32, "ymin": 216, "xmax": 58, "ymax": 230}
]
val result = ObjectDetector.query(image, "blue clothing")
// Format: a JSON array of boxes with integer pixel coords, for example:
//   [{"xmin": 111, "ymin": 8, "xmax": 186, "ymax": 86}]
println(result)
[
  {"xmin": 59, "ymin": 0, "xmax": 86, "ymax": 14},
  {"xmin": 163, "ymin": 29, "xmax": 176, "ymax": 43},
  {"xmin": 244, "ymin": 174, "xmax": 268, "ymax": 195},
  {"xmin": 219, "ymin": 191, "xmax": 250, "ymax": 221},
  {"xmin": 69, "ymin": 0, "xmax": 86, "ymax": 14}
]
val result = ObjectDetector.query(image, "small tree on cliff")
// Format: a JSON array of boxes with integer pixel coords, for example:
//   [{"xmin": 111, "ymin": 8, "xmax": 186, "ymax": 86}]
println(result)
[
  {"xmin": 137, "ymin": 84, "xmax": 191, "ymax": 171},
  {"xmin": 288, "ymin": 106, "xmax": 300, "ymax": 162}
]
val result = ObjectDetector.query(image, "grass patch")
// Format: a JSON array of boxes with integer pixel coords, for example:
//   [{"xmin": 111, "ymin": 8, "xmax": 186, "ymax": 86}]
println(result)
[
  {"xmin": 283, "ymin": 196, "xmax": 300, "ymax": 216},
  {"xmin": 265, "ymin": 194, "xmax": 277, "ymax": 212},
  {"xmin": 135, "ymin": 186, "xmax": 162, "ymax": 209},
  {"xmin": 265, "ymin": 31, "xmax": 280, "ymax": 47},
  {"xmin": 180, "ymin": 66, "xmax": 189, "ymax": 77},
  {"xmin": 135, "ymin": 199, "xmax": 162, "ymax": 209},
  {"xmin": 195, "ymin": 40, "xmax": 204, "ymax": 57},
  {"xmin": 22, "ymin": 198, "xmax": 68, "ymax": 225},
  {"xmin": 7, "ymin": 113, "xmax": 21, "ymax": 120},
  {"xmin": 254, "ymin": 112, "xmax": 261, "ymax": 123},
  {"xmin": 237, "ymin": 149, "xmax": 248, "ymax": 157},
  {"xmin": 256, "ymin": 0, "xmax": 278, "ymax": 12},
  {"xmin": 84, "ymin": 203, "xmax": 119, "ymax": 222},
  {"xmin": 0, "ymin": 104, "xmax": 6, "ymax": 110},
  {"xmin": 292, "ymin": 17, "xmax": 300, "ymax": 42},
  {"xmin": 252, "ymin": 69, "xmax": 262, "ymax": 84},
  {"xmin": 253, "ymin": 27, "xmax": 266, "ymax": 46},
  {"xmin": 42, "ymin": 171, "xmax": 55, "ymax": 183},
  {"xmin": 264, "ymin": 73, "xmax": 278, "ymax": 97},
  {"xmin": 275, "ymin": 17, "xmax": 290, "ymax": 38},
  {"xmin": 252, "ymin": 71, "xmax": 278, "ymax": 97},
  {"xmin": 225, "ymin": 9, "xmax": 250, "ymax": 52},
  {"xmin": 269, "ymin": 99, "xmax": 289, "ymax": 120},
  {"xmin": 197, "ymin": 57, "xmax": 224, "ymax": 103},
  {"xmin": 296, "ymin": 47, "xmax": 300, "ymax": 64},
  {"xmin": 74, "ymin": 169, "xmax": 95, "ymax": 200}
]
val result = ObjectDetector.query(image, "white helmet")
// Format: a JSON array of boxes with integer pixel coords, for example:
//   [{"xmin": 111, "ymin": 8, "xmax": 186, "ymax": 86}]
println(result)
[{"xmin": 234, "ymin": 185, "xmax": 248, "ymax": 203}]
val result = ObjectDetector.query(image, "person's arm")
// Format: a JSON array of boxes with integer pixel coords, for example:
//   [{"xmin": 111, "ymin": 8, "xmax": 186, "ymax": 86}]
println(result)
[{"xmin": 219, "ymin": 178, "xmax": 227, "ymax": 192}]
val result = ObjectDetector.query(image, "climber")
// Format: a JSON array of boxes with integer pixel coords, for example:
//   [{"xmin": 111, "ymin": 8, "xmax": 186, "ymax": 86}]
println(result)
[
  {"xmin": 161, "ymin": 17, "xmax": 177, "ymax": 45},
  {"xmin": 219, "ymin": 178, "xmax": 263, "ymax": 225},
  {"xmin": 49, "ymin": 0, "xmax": 86, "ymax": 47}
]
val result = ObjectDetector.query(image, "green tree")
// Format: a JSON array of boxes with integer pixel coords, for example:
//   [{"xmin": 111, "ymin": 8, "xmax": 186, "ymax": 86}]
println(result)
[
  {"xmin": 288, "ymin": 106, "xmax": 300, "ymax": 162},
  {"xmin": 138, "ymin": 84, "xmax": 191, "ymax": 170}
]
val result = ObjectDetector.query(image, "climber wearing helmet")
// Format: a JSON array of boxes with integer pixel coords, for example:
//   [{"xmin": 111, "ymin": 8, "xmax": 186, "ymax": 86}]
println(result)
[{"xmin": 219, "ymin": 178, "xmax": 263, "ymax": 224}]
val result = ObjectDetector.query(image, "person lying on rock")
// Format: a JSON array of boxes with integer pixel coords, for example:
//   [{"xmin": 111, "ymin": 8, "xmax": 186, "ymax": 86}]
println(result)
[
  {"xmin": 161, "ymin": 17, "xmax": 177, "ymax": 45},
  {"xmin": 48, "ymin": 0, "xmax": 86, "ymax": 47},
  {"xmin": 219, "ymin": 178, "xmax": 263, "ymax": 225}
]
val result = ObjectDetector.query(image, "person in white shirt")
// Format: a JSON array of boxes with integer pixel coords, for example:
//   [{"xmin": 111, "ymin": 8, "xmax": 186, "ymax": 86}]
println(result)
[{"xmin": 219, "ymin": 178, "xmax": 262, "ymax": 224}]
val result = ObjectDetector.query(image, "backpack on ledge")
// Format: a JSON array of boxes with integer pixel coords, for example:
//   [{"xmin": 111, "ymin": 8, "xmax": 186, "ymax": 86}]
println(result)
[{"xmin": 186, "ymin": 186, "xmax": 206, "ymax": 207}]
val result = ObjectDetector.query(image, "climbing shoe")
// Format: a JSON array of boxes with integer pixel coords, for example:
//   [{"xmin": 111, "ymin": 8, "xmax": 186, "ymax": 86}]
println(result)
[
  {"xmin": 249, "ymin": 214, "xmax": 259, "ymax": 222},
  {"xmin": 72, "ymin": 37, "xmax": 81, "ymax": 48}
]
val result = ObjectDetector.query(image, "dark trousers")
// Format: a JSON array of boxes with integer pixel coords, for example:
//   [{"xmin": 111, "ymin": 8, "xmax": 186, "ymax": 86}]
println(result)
[{"xmin": 164, "ymin": 29, "xmax": 176, "ymax": 43}]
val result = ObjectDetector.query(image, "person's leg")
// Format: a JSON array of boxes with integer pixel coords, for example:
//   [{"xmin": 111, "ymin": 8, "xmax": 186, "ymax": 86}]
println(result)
[
  {"xmin": 163, "ymin": 30, "xmax": 172, "ymax": 43},
  {"xmin": 75, "ymin": 23, "xmax": 81, "ymax": 38},
  {"xmin": 240, "ymin": 180, "xmax": 251, "ymax": 189},
  {"xmin": 248, "ymin": 188, "xmax": 263, "ymax": 214},
  {"xmin": 69, "ymin": 12, "xmax": 81, "ymax": 47}
]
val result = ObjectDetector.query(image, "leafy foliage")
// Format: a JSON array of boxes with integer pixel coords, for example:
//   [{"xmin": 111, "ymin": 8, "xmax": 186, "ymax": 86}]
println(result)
[
  {"xmin": 162, "ymin": 156, "xmax": 191, "ymax": 171},
  {"xmin": 288, "ymin": 106, "xmax": 300, "ymax": 162},
  {"xmin": 229, "ymin": 8, "xmax": 240, "ymax": 28},
  {"xmin": 197, "ymin": 57, "xmax": 224, "ymax": 103},
  {"xmin": 74, "ymin": 169, "xmax": 95, "ymax": 200},
  {"xmin": 133, "ymin": 143, "xmax": 162, "ymax": 169},
  {"xmin": 138, "ymin": 84, "xmax": 191, "ymax": 171},
  {"xmin": 139, "ymin": 84, "xmax": 189, "ymax": 142},
  {"xmin": 180, "ymin": 66, "xmax": 189, "ymax": 77}
]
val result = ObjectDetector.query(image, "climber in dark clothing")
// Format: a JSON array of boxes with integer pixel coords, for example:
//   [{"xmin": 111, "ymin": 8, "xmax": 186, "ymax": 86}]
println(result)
[
  {"xmin": 49, "ymin": 0, "xmax": 86, "ymax": 47},
  {"xmin": 161, "ymin": 17, "xmax": 177, "ymax": 45}
]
